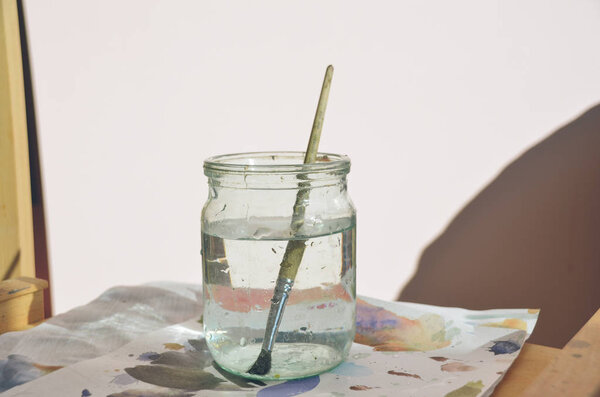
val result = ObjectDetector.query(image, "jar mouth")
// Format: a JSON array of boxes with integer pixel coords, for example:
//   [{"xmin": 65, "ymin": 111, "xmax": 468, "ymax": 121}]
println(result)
[{"xmin": 204, "ymin": 151, "xmax": 350, "ymax": 176}]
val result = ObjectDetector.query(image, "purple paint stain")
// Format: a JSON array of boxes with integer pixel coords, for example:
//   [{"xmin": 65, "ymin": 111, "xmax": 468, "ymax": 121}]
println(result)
[
  {"xmin": 257, "ymin": 376, "xmax": 320, "ymax": 397},
  {"xmin": 81, "ymin": 389, "xmax": 91, "ymax": 397},
  {"xmin": 356, "ymin": 304, "xmax": 401, "ymax": 332},
  {"xmin": 137, "ymin": 352, "xmax": 160, "ymax": 361},
  {"xmin": 489, "ymin": 341, "xmax": 520, "ymax": 355}
]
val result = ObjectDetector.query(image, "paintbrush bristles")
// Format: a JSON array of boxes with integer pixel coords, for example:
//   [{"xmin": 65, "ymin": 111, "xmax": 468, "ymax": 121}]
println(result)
[{"xmin": 248, "ymin": 349, "xmax": 272, "ymax": 375}]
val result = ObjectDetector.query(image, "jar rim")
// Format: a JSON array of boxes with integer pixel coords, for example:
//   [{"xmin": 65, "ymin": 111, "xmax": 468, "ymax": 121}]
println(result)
[{"xmin": 204, "ymin": 151, "xmax": 350, "ymax": 175}]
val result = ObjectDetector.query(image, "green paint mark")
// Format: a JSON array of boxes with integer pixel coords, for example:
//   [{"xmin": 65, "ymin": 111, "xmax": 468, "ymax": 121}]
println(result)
[
  {"xmin": 444, "ymin": 380, "xmax": 484, "ymax": 397},
  {"xmin": 432, "ymin": 329, "xmax": 446, "ymax": 342},
  {"xmin": 446, "ymin": 327, "xmax": 461, "ymax": 339}
]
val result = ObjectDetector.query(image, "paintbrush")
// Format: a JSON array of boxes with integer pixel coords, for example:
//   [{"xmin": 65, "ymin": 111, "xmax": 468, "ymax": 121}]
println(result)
[{"xmin": 248, "ymin": 65, "xmax": 334, "ymax": 376}]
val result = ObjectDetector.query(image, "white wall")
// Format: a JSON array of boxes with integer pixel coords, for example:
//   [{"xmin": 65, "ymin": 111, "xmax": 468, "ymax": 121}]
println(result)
[{"xmin": 23, "ymin": 0, "xmax": 600, "ymax": 314}]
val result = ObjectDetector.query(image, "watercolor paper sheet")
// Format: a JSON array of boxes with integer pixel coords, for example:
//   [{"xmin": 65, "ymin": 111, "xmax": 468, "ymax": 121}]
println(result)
[{"xmin": 2, "ymin": 293, "xmax": 538, "ymax": 397}]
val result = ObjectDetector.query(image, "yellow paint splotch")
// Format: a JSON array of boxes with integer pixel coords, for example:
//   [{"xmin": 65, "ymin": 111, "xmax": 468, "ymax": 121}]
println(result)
[
  {"xmin": 163, "ymin": 343, "xmax": 185, "ymax": 350},
  {"xmin": 482, "ymin": 318, "xmax": 527, "ymax": 331}
]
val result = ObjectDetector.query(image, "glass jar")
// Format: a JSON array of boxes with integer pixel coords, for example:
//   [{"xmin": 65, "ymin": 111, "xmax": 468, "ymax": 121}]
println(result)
[{"xmin": 201, "ymin": 152, "xmax": 356, "ymax": 380}]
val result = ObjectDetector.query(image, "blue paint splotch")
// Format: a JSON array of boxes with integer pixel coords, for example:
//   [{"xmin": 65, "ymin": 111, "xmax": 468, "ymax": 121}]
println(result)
[
  {"xmin": 8, "ymin": 287, "xmax": 29, "ymax": 295},
  {"xmin": 489, "ymin": 341, "xmax": 520, "ymax": 355},
  {"xmin": 81, "ymin": 389, "xmax": 91, "ymax": 397},
  {"xmin": 330, "ymin": 362, "xmax": 374, "ymax": 377},
  {"xmin": 257, "ymin": 376, "xmax": 320, "ymax": 397},
  {"xmin": 0, "ymin": 355, "xmax": 43, "ymax": 392},
  {"xmin": 137, "ymin": 352, "xmax": 160, "ymax": 361}
]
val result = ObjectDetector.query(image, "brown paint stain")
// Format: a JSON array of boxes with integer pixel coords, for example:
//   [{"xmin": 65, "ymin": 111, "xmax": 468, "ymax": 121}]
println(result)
[
  {"xmin": 430, "ymin": 356, "xmax": 448, "ymax": 362},
  {"xmin": 441, "ymin": 362, "xmax": 477, "ymax": 372},
  {"xmin": 387, "ymin": 370, "xmax": 421, "ymax": 379},
  {"xmin": 350, "ymin": 385, "xmax": 372, "ymax": 391},
  {"xmin": 32, "ymin": 363, "xmax": 63, "ymax": 373},
  {"xmin": 164, "ymin": 343, "xmax": 185, "ymax": 350}
]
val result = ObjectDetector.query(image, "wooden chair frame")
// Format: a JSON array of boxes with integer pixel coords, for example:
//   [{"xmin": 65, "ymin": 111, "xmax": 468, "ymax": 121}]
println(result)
[{"xmin": 1, "ymin": 0, "xmax": 50, "ymax": 319}]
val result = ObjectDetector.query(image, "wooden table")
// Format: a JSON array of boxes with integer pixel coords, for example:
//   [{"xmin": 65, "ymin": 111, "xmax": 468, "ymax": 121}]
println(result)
[{"xmin": 494, "ymin": 308, "xmax": 599, "ymax": 396}]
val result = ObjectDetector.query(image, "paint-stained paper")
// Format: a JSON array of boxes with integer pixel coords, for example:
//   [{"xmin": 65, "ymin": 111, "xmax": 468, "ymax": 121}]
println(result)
[{"xmin": 1, "ymin": 289, "xmax": 538, "ymax": 397}]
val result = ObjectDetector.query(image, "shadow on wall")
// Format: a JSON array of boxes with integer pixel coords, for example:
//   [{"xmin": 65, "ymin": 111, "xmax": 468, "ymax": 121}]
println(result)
[{"xmin": 399, "ymin": 104, "xmax": 600, "ymax": 348}]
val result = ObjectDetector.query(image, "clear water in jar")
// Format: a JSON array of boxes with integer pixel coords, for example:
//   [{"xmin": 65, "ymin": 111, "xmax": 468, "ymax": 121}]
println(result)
[{"xmin": 202, "ymin": 216, "xmax": 356, "ymax": 380}]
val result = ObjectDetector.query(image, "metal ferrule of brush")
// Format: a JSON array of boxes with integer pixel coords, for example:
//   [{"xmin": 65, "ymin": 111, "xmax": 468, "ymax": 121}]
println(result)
[{"xmin": 261, "ymin": 277, "xmax": 295, "ymax": 352}]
